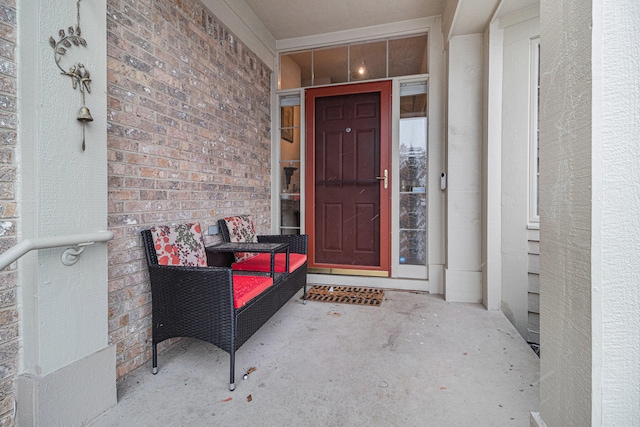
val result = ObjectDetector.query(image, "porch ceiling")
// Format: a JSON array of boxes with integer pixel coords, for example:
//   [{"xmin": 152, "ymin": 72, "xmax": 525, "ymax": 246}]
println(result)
[{"xmin": 242, "ymin": 0, "xmax": 445, "ymax": 40}]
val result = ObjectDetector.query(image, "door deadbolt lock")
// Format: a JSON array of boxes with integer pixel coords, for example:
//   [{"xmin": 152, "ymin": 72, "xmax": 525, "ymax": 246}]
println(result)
[{"xmin": 376, "ymin": 169, "xmax": 388, "ymax": 189}]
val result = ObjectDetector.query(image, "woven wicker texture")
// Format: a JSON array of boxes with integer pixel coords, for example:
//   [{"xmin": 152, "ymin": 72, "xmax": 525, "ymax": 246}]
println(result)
[{"xmin": 142, "ymin": 224, "xmax": 308, "ymax": 390}]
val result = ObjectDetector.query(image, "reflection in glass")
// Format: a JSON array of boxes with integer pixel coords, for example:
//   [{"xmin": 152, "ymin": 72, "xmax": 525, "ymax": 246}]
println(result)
[
  {"xmin": 399, "ymin": 193, "xmax": 426, "ymax": 230},
  {"xmin": 279, "ymin": 51, "xmax": 311, "ymax": 90},
  {"xmin": 314, "ymin": 45, "xmax": 348, "ymax": 85},
  {"xmin": 280, "ymin": 198, "xmax": 300, "ymax": 235},
  {"xmin": 398, "ymin": 113, "xmax": 427, "ymax": 266},
  {"xmin": 281, "ymin": 163, "xmax": 299, "ymax": 193},
  {"xmin": 389, "ymin": 34, "xmax": 428, "ymax": 77},
  {"xmin": 399, "ymin": 229, "xmax": 427, "ymax": 265},
  {"xmin": 350, "ymin": 41, "xmax": 387, "ymax": 81},
  {"xmin": 400, "ymin": 93, "xmax": 427, "ymax": 119}
]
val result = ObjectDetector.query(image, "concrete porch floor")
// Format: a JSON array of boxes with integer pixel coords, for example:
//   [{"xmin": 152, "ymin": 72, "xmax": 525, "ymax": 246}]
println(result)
[{"xmin": 90, "ymin": 289, "xmax": 539, "ymax": 426}]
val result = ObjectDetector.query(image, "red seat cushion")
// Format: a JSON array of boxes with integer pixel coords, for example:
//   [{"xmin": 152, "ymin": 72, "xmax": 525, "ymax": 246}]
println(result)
[
  {"xmin": 232, "ymin": 253, "xmax": 307, "ymax": 274},
  {"xmin": 232, "ymin": 275, "xmax": 273, "ymax": 309}
]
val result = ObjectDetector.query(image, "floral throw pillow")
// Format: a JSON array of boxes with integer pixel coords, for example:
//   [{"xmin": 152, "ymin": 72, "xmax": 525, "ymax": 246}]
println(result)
[
  {"xmin": 150, "ymin": 223, "xmax": 207, "ymax": 267},
  {"xmin": 223, "ymin": 215, "xmax": 257, "ymax": 262}
]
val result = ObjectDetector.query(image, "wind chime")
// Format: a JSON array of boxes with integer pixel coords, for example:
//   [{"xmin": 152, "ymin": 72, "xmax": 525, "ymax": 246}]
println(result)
[{"xmin": 49, "ymin": 0, "xmax": 92, "ymax": 151}]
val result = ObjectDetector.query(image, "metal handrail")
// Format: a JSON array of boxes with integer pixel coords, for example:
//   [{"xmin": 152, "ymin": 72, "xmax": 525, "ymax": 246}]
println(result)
[{"xmin": 0, "ymin": 230, "xmax": 114, "ymax": 269}]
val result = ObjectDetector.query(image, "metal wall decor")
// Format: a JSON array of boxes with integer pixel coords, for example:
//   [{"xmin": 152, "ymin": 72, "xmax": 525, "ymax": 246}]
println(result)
[{"xmin": 49, "ymin": 0, "xmax": 93, "ymax": 151}]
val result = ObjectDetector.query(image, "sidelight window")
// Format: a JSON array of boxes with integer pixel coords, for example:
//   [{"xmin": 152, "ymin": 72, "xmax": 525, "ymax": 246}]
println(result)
[
  {"xmin": 398, "ymin": 82, "xmax": 428, "ymax": 268},
  {"xmin": 529, "ymin": 38, "xmax": 540, "ymax": 225},
  {"xmin": 279, "ymin": 95, "xmax": 302, "ymax": 235}
]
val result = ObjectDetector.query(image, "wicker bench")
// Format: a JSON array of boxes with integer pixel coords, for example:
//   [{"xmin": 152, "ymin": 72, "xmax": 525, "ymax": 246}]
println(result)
[{"xmin": 141, "ymin": 223, "xmax": 307, "ymax": 391}]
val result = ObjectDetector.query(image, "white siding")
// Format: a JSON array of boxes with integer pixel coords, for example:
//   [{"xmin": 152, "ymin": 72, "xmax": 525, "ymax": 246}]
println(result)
[
  {"xmin": 527, "ymin": 232, "xmax": 540, "ymax": 344},
  {"xmin": 500, "ymin": 12, "xmax": 540, "ymax": 338}
]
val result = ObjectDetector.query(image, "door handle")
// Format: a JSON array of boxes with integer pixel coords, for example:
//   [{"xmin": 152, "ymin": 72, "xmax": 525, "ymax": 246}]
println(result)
[{"xmin": 376, "ymin": 169, "xmax": 388, "ymax": 189}]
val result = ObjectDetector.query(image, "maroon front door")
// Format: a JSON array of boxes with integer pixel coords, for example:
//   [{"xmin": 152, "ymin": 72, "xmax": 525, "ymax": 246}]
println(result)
[{"xmin": 305, "ymin": 81, "xmax": 391, "ymax": 275}]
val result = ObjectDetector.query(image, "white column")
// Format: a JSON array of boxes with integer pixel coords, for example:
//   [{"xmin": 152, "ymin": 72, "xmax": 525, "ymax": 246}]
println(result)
[
  {"xmin": 17, "ymin": 0, "xmax": 115, "ymax": 425},
  {"xmin": 483, "ymin": 21, "xmax": 503, "ymax": 311},
  {"xmin": 444, "ymin": 34, "xmax": 484, "ymax": 303},
  {"xmin": 591, "ymin": 0, "xmax": 640, "ymax": 423},
  {"xmin": 426, "ymin": 17, "xmax": 446, "ymax": 295},
  {"xmin": 538, "ymin": 0, "xmax": 640, "ymax": 425}
]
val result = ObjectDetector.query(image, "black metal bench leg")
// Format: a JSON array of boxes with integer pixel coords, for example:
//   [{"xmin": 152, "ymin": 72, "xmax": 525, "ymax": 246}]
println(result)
[
  {"xmin": 230, "ymin": 350, "xmax": 235, "ymax": 391},
  {"xmin": 303, "ymin": 283, "xmax": 307, "ymax": 304},
  {"xmin": 152, "ymin": 343, "xmax": 158, "ymax": 374}
]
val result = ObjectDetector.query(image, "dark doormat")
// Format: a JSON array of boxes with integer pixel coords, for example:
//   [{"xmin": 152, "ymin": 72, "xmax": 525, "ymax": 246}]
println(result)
[{"xmin": 304, "ymin": 285, "xmax": 384, "ymax": 306}]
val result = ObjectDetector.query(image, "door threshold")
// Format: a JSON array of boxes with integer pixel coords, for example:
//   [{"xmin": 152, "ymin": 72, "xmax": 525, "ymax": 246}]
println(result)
[
  {"xmin": 308, "ymin": 273, "xmax": 429, "ymax": 292},
  {"xmin": 308, "ymin": 267, "xmax": 388, "ymax": 277}
]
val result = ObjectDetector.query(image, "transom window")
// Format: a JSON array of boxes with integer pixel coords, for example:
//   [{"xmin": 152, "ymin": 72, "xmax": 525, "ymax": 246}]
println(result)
[{"xmin": 278, "ymin": 33, "xmax": 428, "ymax": 90}]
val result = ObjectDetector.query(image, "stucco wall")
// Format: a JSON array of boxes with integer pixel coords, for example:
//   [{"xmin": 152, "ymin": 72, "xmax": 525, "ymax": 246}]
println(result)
[
  {"xmin": 539, "ymin": 0, "xmax": 640, "ymax": 424},
  {"xmin": 539, "ymin": 0, "xmax": 593, "ymax": 424},
  {"xmin": 106, "ymin": 0, "xmax": 272, "ymax": 379}
]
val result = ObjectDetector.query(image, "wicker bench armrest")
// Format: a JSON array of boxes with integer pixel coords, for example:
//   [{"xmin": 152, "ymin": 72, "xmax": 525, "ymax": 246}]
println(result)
[
  {"xmin": 147, "ymin": 265, "xmax": 235, "ymax": 321},
  {"xmin": 256, "ymin": 234, "xmax": 308, "ymax": 254}
]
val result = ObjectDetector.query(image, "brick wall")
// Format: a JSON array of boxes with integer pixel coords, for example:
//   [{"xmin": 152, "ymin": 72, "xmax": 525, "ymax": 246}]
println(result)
[
  {"xmin": 0, "ymin": 0, "xmax": 17, "ymax": 424},
  {"xmin": 107, "ymin": 0, "xmax": 272, "ymax": 380}
]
